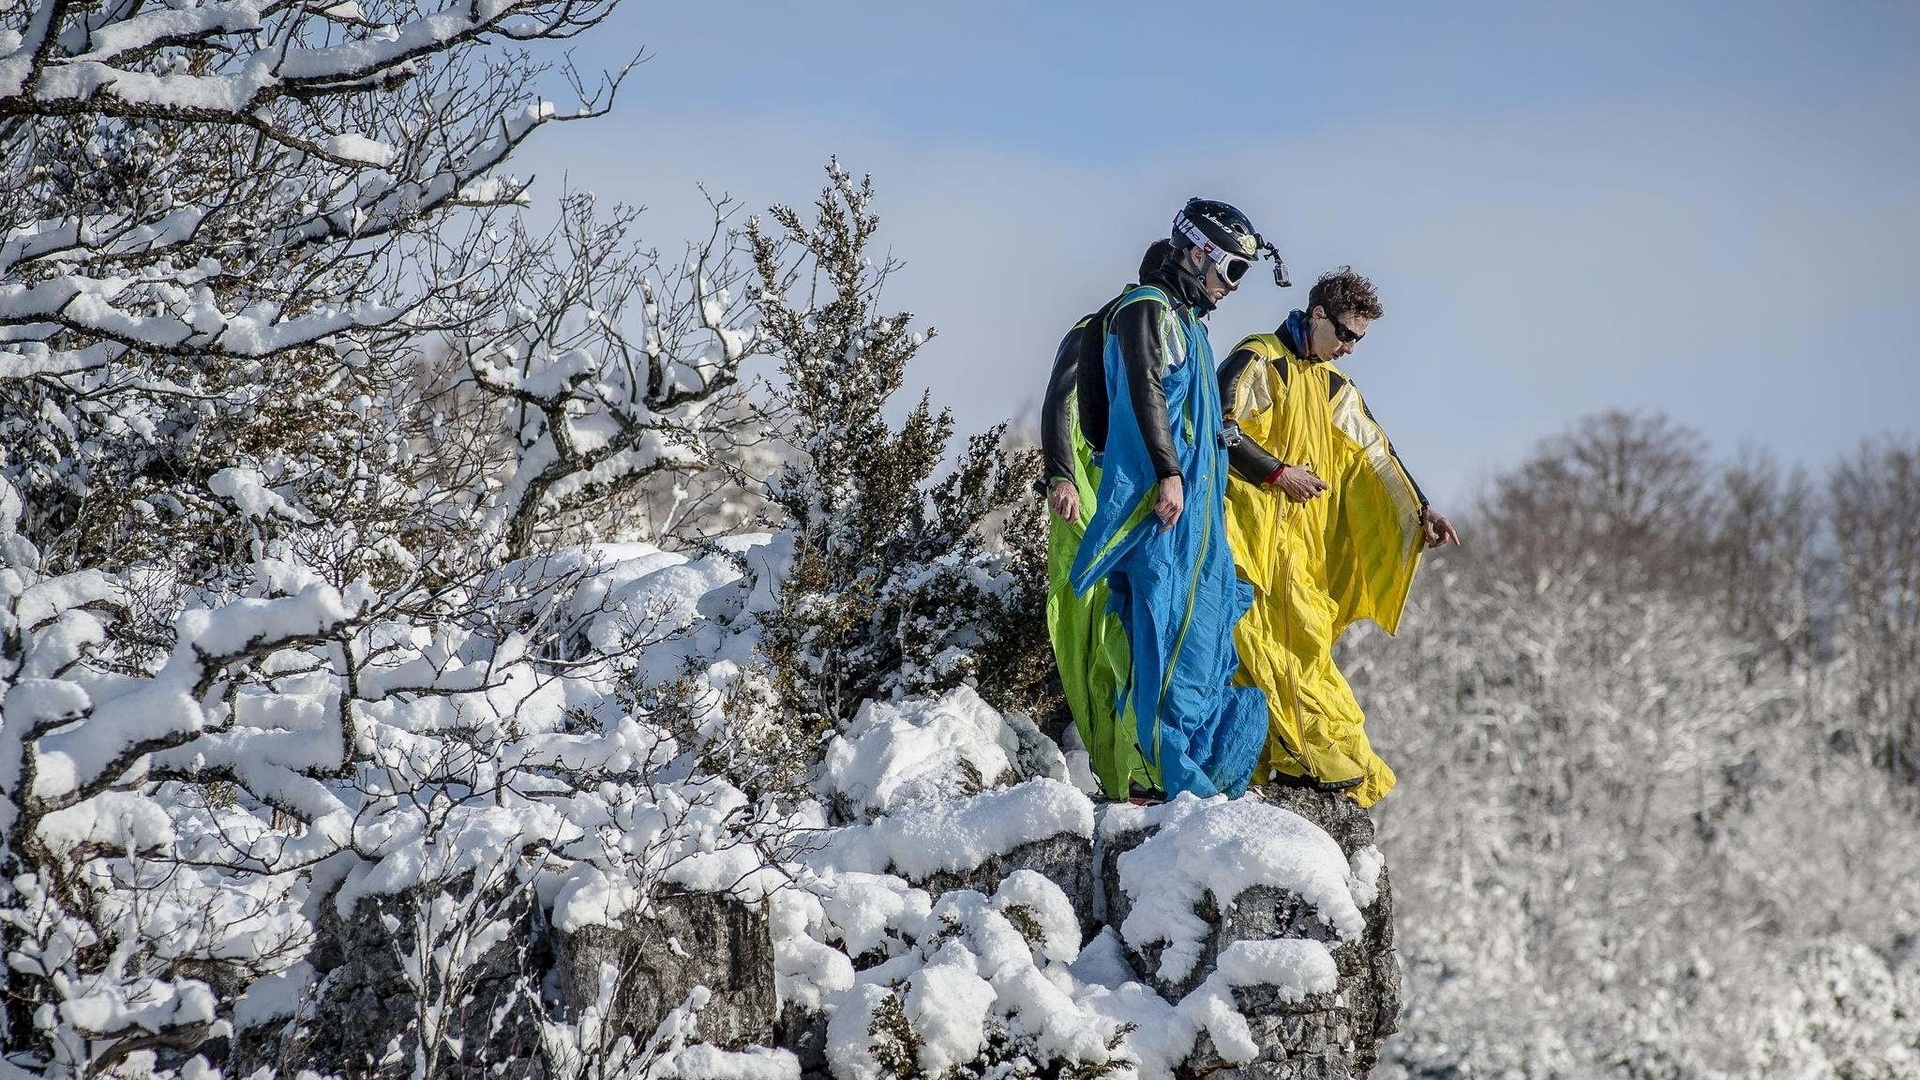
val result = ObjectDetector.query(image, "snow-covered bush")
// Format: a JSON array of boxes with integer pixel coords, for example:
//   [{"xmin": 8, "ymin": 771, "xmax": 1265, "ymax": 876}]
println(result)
[
  {"xmin": 0, "ymin": 477, "xmax": 800, "ymax": 1078},
  {"xmin": 746, "ymin": 164, "xmax": 1053, "ymax": 737},
  {"xmin": 813, "ymin": 872, "xmax": 1129, "ymax": 1080}
]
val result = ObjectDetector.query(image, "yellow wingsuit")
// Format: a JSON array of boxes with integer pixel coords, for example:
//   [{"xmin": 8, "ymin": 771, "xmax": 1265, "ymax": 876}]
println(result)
[{"xmin": 1221, "ymin": 331, "xmax": 1426, "ymax": 807}]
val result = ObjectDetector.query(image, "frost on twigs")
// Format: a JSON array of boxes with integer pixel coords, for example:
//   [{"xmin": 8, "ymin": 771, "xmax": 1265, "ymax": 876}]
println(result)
[{"xmin": 460, "ymin": 190, "xmax": 775, "ymax": 560}]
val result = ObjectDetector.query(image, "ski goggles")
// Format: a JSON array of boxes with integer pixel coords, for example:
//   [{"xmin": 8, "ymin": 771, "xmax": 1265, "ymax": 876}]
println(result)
[{"xmin": 1172, "ymin": 210, "xmax": 1292, "ymax": 288}]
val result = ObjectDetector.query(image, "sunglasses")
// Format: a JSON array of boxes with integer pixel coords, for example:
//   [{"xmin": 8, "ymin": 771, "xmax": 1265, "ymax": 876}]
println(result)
[{"xmin": 1324, "ymin": 310, "xmax": 1364, "ymax": 344}]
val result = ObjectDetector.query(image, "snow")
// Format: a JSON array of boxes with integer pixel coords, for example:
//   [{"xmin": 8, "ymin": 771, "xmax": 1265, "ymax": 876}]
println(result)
[
  {"xmin": 58, "ymin": 972, "xmax": 217, "ymax": 1043},
  {"xmin": 1348, "ymin": 844, "xmax": 1386, "ymax": 909},
  {"xmin": 771, "ymin": 887, "xmax": 856, "ymax": 1013},
  {"xmin": 318, "ymin": 134, "xmax": 396, "ymax": 168},
  {"xmin": 1214, "ymin": 938, "xmax": 1340, "ymax": 998},
  {"xmin": 1106, "ymin": 795, "xmax": 1364, "ymax": 985},
  {"xmin": 810, "ymin": 870, "xmax": 931, "ymax": 958},
  {"xmin": 992, "ymin": 869, "xmax": 1081, "ymax": 964},
  {"xmin": 661, "ymin": 1045, "xmax": 798, "ymax": 1080},
  {"xmin": 813, "ymin": 777, "xmax": 1093, "ymax": 881},
  {"xmin": 1069, "ymin": 927, "xmax": 1138, "ymax": 990},
  {"xmin": 4, "ymin": 676, "xmax": 92, "ymax": 727},
  {"xmin": 820, "ymin": 686, "xmax": 1025, "ymax": 818},
  {"xmin": 232, "ymin": 961, "xmax": 316, "ymax": 1030},
  {"xmin": 210, "ymin": 467, "xmax": 316, "ymax": 523},
  {"xmin": 822, "ymin": 982, "xmax": 899, "ymax": 1080},
  {"xmin": 34, "ymin": 790, "xmax": 174, "ymax": 857},
  {"xmin": 71, "ymin": 4, "xmax": 263, "ymax": 64},
  {"xmin": 903, "ymin": 956, "xmax": 998, "ymax": 1075}
]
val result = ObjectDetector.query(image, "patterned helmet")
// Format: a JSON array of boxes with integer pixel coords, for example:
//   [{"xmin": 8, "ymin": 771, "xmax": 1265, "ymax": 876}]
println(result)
[{"xmin": 1172, "ymin": 198, "xmax": 1291, "ymax": 287}]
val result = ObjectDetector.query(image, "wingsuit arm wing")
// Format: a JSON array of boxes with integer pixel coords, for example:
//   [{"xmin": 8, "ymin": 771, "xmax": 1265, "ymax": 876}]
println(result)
[
  {"xmin": 1217, "ymin": 345, "xmax": 1286, "ymax": 484},
  {"xmin": 1040, "ymin": 322, "xmax": 1086, "ymax": 485},
  {"xmin": 1112, "ymin": 298, "xmax": 1183, "ymax": 480},
  {"xmin": 1394, "ymin": 443, "xmax": 1430, "ymax": 512},
  {"xmin": 1358, "ymin": 394, "xmax": 1431, "ymax": 511}
]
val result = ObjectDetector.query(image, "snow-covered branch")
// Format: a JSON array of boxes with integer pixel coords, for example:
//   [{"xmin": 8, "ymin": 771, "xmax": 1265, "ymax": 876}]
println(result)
[
  {"xmin": 0, "ymin": 0, "xmax": 630, "ymax": 409},
  {"xmin": 462, "ymin": 190, "xmax": 769, "ymax": 558},
  {"xmin": 0, "ymin": 0, "xmax": 619, "ymax": 121}
]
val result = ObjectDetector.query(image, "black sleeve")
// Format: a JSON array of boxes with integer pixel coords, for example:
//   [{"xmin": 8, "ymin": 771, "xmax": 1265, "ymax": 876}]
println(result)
[
  {"xmin": 1217, "ymin": 347, "xmax": 1285, "ymax": 484},
  {"xmin": 1039, "ymin": 326, "xmax": 1082, "ymax": 484},
  {"xmin": 1111, "ymin": 299, "xmax": 1182, "ymax": 480},
  {"xmin": 1074, "ymin": 306, "xmax": 1111, "ymax": 452}
]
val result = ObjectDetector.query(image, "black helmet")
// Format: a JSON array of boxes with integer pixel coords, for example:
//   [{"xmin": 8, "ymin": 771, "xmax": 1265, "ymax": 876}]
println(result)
[{"xmin": 1172, "ymin": 198, "xmax": 1291, "ymax": 287}]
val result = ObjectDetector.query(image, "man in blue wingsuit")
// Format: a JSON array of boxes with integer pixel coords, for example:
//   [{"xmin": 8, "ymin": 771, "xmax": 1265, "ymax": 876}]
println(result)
[
  {"xmin": 1039, "ymin": 240, "xmax": 1172, "ymax": 801},
  {"xmin": 1069, "ymin": 199, "xmax": 1286, "ymax": 799}
]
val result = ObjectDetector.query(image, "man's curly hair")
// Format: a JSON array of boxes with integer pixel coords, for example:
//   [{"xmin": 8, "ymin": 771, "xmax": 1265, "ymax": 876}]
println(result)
[{"xmin": 1307, "ymin": 266, "xmax": 1383, "ymax": 322}]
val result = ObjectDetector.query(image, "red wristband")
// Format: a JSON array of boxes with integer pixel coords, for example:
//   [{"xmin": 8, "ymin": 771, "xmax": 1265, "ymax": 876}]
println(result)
[{"xmin": 1266, "ymin": 465, "xmax": 1287, "ymax": 486}]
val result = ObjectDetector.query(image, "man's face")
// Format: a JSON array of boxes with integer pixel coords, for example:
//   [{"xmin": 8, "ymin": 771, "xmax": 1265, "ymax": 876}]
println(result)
[
  {"xmin": 1202, "ymin": 260, "xmax": 1238, "ymax": 304},
  {"xmin": 1309, "ymin": 304, "xmax": 1369, "ymax": 361},
  {"xmin": 1185, "ymin": 248, "xmax": 1238, "ymax": 304}
]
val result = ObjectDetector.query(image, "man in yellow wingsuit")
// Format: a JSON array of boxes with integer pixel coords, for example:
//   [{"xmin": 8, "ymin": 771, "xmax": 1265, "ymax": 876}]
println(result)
[{"xmin": 1218, "ymin": 267, "xmax": 1460, "ymax": 806}]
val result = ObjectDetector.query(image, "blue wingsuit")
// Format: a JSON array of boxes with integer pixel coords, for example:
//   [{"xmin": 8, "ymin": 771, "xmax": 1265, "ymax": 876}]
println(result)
[{"xmin": 1069, "ymin": 277, "xmax": 1268, "ymax": 798}]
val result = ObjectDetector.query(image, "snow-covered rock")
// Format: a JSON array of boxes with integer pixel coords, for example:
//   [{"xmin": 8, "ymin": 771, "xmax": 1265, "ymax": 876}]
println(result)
[
  {"xmin": 816, "ymin": 685, "xmax": 1070, "ymax": 824},
  {"xmin": 557, "ymin": 890, "xmax": 779, "ymax": 1052},
  {"xmin": 234, "ymin": 876, "xmax": 545, "ymax": 1080},
  {"xmin": 810, "ymin": 686, "xmax": 1099, "ymax": 931},
  {"xmin": 1098, "ymin": 787, "xmax": 1403, "ymax": 1079}
]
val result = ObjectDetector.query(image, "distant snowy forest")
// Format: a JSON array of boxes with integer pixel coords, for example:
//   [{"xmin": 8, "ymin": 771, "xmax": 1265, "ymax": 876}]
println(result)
[{"xmin": 2, "ymin": 2, "xmax": 1918, "ymax": 1079}]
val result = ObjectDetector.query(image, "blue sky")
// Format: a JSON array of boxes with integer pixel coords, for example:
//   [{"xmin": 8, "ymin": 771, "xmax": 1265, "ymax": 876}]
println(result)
[{"xmin": 534, "ymin": 1, "xmax": 1919, "ymax": 509}]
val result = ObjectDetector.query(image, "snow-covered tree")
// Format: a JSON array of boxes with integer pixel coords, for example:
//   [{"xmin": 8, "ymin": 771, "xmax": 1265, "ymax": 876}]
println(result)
[
  {"xmin": 1366, "ymin": 415, "xmax": 1920, "ymax": 1079},
  {"xmin": 745, "ymin": 164, "xmax": 1052, "ymax": 736},
  {"xmin": 0, "ymin": 4, "xmax": 818, "ymax": 1074},
  {"xmin": 1479, "ymin": 410, "xmax": 1718, "ymax": 596},
  {"xmin": 1708, "ymin": 451, "xmax": 1822, "ymax": 675},
  {"xmin": 1829, "ymin": 436, "xmax": 1920, "ymax": 787},
  {"xmin": 0, "ymin": 0, "xmax": 632, "ymax": 574}
]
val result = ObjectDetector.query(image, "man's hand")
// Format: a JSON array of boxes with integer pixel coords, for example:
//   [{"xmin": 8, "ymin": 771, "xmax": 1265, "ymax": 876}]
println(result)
[
  {"xmin": 1275, "ymin": 464, "xmax": 1330, "ymax": 503},
  {"xmin": 1155, "ymin": 474, "xmax": 1184, "ymax": 532},
  {"xmin": 1048, "ymin": 478, "xmax": 1081, "ymax": 524},
  {"xmin": 1420, "ymin": 508, "xmax": 1461, "ymax": 549}
]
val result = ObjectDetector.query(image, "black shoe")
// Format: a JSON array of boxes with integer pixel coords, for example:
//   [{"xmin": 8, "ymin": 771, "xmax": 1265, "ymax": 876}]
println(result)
[
  {"xmin": 1266, "ymin": 769, "xmax": 1319, "ymax": 791},
  {"xmin": 1266, "ymin": 770, "xmax": 1364, "ymax": 794},
  {"xmin": 1127, "ymin": 782, "xmax": 1166, "ymax": 807}
]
